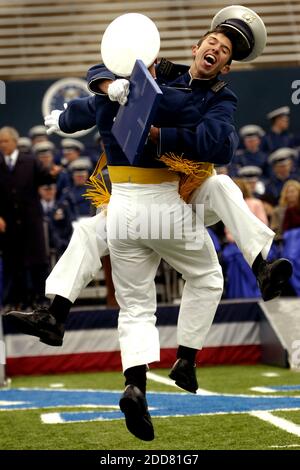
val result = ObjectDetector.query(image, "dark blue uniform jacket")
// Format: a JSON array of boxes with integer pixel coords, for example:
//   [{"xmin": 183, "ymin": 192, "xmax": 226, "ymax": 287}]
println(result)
[{"xmin": 59, "ymin": 62, "xmax": 239, "ymax": 168}]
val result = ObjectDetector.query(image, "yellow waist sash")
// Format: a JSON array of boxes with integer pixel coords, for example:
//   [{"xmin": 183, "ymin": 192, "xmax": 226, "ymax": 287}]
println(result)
[
  {"xmin": 83, "ymin": 152, "xmax": 214, "ymax": 207},
  {"xmin": 108, "ymin": 165, "xmax": 180, "ymax": 184}
]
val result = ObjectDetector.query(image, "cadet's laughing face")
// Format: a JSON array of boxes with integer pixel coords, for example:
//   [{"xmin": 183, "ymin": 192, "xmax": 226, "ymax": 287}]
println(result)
[{"xmin": 190, "ymin": 33, "xmax": 232, "ymax": 79}]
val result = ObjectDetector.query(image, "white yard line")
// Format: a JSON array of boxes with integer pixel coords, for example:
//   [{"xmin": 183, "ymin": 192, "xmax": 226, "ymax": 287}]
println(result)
[
  {"xmin": 250, "ymin": 410, "xmax": 300, "ymax": 437},
  {"xmin": 41, "ymin": 412, "xmax": 64, "ymax": 424},
  {"xmin": 146, "ymin": 371, "xmax": 217, "ymax": 395},
  {"xmin": 269, "ymin": 444, "xmax": 300, "ymax": 448},
  {"xmin": 261, "ymin": 372, "xmax": 280, "ymax": 377},
  {"xmin": 250, "ymin": 386, "xmax": 274, "ymax": 393},
  {"xmin": 0, "ymin": 401, "xmax": 25, "ymax": 406}
]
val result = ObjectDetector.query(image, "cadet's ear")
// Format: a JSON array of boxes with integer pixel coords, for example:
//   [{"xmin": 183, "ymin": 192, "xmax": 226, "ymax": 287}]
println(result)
[
  {"xmin": 191, "ymin": 45, "xmax": 199, "ymax": 58},
  {"xmin": 221, "ymin": 64, "xmax": 231, "ymax": 75}
]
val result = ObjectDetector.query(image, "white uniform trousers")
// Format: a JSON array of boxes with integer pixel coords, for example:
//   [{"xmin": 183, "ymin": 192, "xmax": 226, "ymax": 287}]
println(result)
[
  {"xmin": 190, "ymin": 174, "xmax": 275, "ymax": 266},
  {"xmin": 45, "ymin": 212, "xmax": 109, "ymax": 302},
  {"xmin": 45, "ymin": 175, "xmax": 274, "ymax": 303},
  {"xmin": 107, "ymin": 182, "xmax": 223, "ymax": 372}
]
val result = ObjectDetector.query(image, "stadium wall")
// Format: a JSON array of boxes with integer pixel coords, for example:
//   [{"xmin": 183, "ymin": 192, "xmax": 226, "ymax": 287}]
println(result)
[{"xmin": 3, "ymin": 301, "xmax": 262, "ymax": 376}]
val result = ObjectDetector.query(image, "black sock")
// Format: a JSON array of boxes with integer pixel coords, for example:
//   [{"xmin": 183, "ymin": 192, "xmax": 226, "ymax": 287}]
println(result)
[
  {"xmin": 48, "ymin": 295, "xmax": 72, "ymax": 324},
  {"xmin": 252, "ymin": 253, "xmax": 264, "ymax": 276},
  {"xmin": 177, "ymin": 345, "xmax": 198, "ymax": 364},
  {"xmin": 124, "ymin": 365, "xmax": 147, "ymax": 395}
]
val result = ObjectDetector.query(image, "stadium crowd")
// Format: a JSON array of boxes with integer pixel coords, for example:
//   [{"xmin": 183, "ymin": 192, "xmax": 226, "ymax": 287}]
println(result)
[{"xmin": 0, "ymin": 104, "xmax": 300, "ymax": 309}]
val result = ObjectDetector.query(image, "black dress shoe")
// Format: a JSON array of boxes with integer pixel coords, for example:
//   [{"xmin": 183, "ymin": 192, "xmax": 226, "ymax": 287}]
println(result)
[
  {"xmin": 169, "ymin": 358, "xmax": 198, "ymax": 393},
  {"xmin": 119, "ymin": 385, "xmax": 154, "ymax": 441},
  {"xmin": 4, "ymin": 307, "xmax": 64, "ymax": 346},
  {"xmin": 255, "ymin": 258, "xmax": 293, "ymax": 301}
]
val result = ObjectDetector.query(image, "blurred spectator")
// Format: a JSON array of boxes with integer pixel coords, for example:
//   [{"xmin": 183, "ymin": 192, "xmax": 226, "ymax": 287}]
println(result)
[
  {"xmin": 238, "ymin": 178, "xmax": 268, "ymax": 224},
  {"xmin": 39, "ymin": 184, "xmax": 73, "ymax": 263},
  {"xmin": 271, "ymin": 180, "xmax": 300, "ymax": 240},
  {"xmin": 261, "ymin": 106, "xmax": 295, "ymax": 154},
  {"xmin": 60, "ymin": 157, "xmax": 94, "ymax": 219},
  {"xmin": 265, "ymin": 148, "xmax": 299, "ymax": 202},
  {"xmin": 0, "ymin": 126, "xmax": 55, "ymax": 309},
  {"xmin": 234, "ymin": 125, "xmax": 269, "ymax": 177},
  {"xmin": 228, "ymin": 178, "xmax": 268, "ymax": 236},
  {"xmin": 29, "ymin": 125, "xmax": 49, "ymax": 146},
  {"xmin": 258, "ymin": 193, "xmax": 277, "ymax": 226},
  {"xmin": 33, "ymin": 141, "xmax": 71, "ymax": 198},
  {"xmin": 223, "ymin": 178, "xmax": 267, "ymax": 299},
  {"xmin": 60, "ymin": 138, "xmax": 84, "ymax": 167},
  {"xmin": 17, "ymin": 137, "xmax": 32, "ymax": 155},
  {"xmin": 294, "ymin": 133, "xmax": 300, "ymax": 152},
  {"xmin": 33, "ymin": 141, "xmax": 55, "ymax": 170},
  {"xmin": 237, "ymin": 165, "xmax": 265, "ymax": 196},
  {"xmin": 282, "ymin": 182, "xmax": 300, "ymax": 233}
]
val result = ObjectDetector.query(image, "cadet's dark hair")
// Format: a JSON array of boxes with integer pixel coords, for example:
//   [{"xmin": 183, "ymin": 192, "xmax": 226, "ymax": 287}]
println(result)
[{"xmin": 197, "ymin": 26, "xmax": 233, "ymax": 65}]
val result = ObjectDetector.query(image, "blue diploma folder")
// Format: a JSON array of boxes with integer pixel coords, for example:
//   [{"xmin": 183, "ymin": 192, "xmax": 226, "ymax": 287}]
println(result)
[{"xmin": 111, "ymin": 59, "xmax": 163, "ymax": 164}]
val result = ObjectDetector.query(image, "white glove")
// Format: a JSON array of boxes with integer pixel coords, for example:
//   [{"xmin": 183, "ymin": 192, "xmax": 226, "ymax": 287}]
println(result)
[
  {"xmin": 107, "ymin": 79, "xmax": 130, "ymax": 106},
  {"xmin": 44, "ymin": 103, "xmax": 68, "ymax": 134}
]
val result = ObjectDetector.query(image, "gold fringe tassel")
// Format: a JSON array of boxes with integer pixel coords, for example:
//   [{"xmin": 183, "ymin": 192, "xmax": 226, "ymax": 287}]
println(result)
[
  {"xmin": 83, "ymin": 152, "xmax": 111, "ymax": 207},
  {"xmin": 160, "ymin": 153, "xmax": 214, "ymax": 202}
]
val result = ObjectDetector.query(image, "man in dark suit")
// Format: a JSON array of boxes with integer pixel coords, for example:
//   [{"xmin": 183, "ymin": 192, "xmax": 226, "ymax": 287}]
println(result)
[{"xmin": 0, "ymin": 126, "xmax": 56, "ymax": 308}]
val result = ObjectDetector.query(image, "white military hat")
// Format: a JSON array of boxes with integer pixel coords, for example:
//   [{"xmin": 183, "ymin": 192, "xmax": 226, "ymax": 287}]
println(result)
[
  {"xmin": 238, "ymin": 165, "xmax": 262, "ymax": 178},
  {"xmin": 29, "ymin": 125, "xmax": 48, "ymax": 138},
  {"xmin": 68, "ymin": 157, "xmax": 92, "ymax": 173},
  {"xmin": 101, "ymin": 13, "xmax": 160, "ymax": 77},
  {"xmin": 266, "ymin": 106, "xmax": 290, "ymax": 120},
  {"xmin": 239, "ymin": 125, "xmax": 265, "ymax": 138},
  {"xmin": 211, "ymin": 5, "xmax": 267, "ymax": 61},
  {"xmin": 61, "ymin": 138, "xmax": 84, "ymax": 152},
  {"xmin": 32, "ymin": 140, "xmax": 55, "ymax": 154},
  {"xmin": 268, "ymin": 147, "xmax": 298, "ymax": 165},
  {"xmin": 18, "ymin": 137, "xmax": 32, "ymax": 149}
]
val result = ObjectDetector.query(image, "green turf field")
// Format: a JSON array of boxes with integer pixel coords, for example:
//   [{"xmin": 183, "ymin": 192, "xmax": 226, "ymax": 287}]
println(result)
[{"xmin": 1, "ymin": 364, "xmax": 300, "ymax": 450}]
